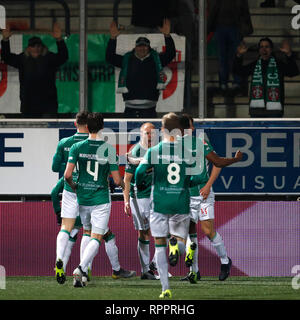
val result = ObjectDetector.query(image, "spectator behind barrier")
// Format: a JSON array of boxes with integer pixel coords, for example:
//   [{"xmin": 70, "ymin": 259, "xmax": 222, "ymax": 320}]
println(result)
[
  {"xmin": 114, "ymin": 0, "xmax": 195, "ymax": 114},
  {"xmin": 1, "ymin": 22, "xmax": 68, "ymax": 118},
  {"xmin": 106, "ymin": 19, "xmax": 176, "ymax": 118},
  {"xmin": 233, "ymin": 38, "xmax": 300, "ymax": 118}
]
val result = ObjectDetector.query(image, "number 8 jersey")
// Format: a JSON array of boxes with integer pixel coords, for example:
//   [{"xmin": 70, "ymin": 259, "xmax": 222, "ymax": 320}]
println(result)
[
  {"xmin": 68, "ymin": 139, "xmax": 119, "ymax": 206},
  {"xmin": 135, "ymin": 141, "xmax": 205, "ymax": 215}
]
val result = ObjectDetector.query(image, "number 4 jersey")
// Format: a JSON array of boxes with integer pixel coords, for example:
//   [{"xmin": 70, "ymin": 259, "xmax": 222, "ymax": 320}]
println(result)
[{"xmin": 68, "ymin": 139, "xmax": 119, "ymax": 206}]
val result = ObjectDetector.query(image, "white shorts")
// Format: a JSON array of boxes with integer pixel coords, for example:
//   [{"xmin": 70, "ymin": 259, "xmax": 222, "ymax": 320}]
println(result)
[
  {"xmin": 79, "ymin": 202, "xmax": 111, "ymax": 235},
  {"xmin": 61, "ymin": 190, "xmax": 79, "ymax": 219},
  {"xmin": 130, "ymin": 197, "xmax": 150, "ymax": 231},
  {"xmin": 150, "ymin": 212, "xmax": 190, "ymax": 240},
  {"xmin": 190, "ymin": 190, "xmax": 215, "ymax": 222}
]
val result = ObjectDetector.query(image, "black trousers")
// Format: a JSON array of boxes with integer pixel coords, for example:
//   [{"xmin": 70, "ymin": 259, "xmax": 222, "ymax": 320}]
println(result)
[
  {"xmin": 124, "ymin": 107, "xmax": 157, "ymax": 118},
  {"xmin": 22, "ymin": 113, "xmax": 58, "ymax": 119}
]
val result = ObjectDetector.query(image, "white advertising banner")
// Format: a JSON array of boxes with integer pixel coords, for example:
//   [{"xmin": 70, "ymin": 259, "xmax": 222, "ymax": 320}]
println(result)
[
  {"xmin": 115, "ymin": 33, "xmax": 186, "ymax": 112},
  {"xmin": 0, "ymin": 35, "xmax": 22, "ymax": 113},
  {"xmin": 0, "ymin": 128, "xmax": 59, "ymax": 194}
]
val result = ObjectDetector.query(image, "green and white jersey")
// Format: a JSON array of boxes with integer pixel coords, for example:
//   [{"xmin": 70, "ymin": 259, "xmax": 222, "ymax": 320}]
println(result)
[
  {"xmin": 68, "ymin": 139, "xmax": 119, "ymax": 206},
  {"xmin": 179, "ymin": 134, "xmax": 214, "ymax": 197},
  {"xmin": 125, "ymin": 142, "xmax": 152, "ymax": 199},
  {"xmin": 52, "ymin": 132, "xmax": 89, "ymax": 193},
  {"xmin": 135, "ymin": 141, "xmax": 204, "ymax": 215}
]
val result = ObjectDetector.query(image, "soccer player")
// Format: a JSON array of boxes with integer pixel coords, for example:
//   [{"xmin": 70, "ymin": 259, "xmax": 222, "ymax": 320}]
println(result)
[
  {"xmin": 124, "ymin": 122, "xmax": 157, "ymax": 280},
  {"xmin": 50, "ymin": 176, "xmax": 134, "ymax": 282},
  {"xmin": 51, "ymin": 176, "xmax": 64, "ymax": 226},
  {"xmin": 51, "ymin": 176, "xmax": 82, "ymax": 272},
  {"xmin": 52, "ymin": 111, "xmax": 90, "ymax": 284},
  {"xmin": 179, "ymin": 113, "xmax": 242, "ymax": 283},
  {"xmin": 135, "ymin": 113, "xmax": 208, "ymax": 299},
  {"xmin": 64, "ymin": 113, "xmax": 135, "ymax": 287}
]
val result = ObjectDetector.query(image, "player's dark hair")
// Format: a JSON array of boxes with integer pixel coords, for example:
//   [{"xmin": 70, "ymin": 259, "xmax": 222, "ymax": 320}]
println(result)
[
  {"xmin": 162, "ymin": 112, "xmax": 180, "ymax": 132},
  {"xmin": 87, "ymin": 112, "xmax": 104, "ymax": 133},
  {"xmin": 187, "ymin": 114, "xmax": 194, "ymax": 125},
  {"xmin": 179, "ymin": 114, "xmax": 190, "ymax": 130},
  {"xmin": 179, "ymin": 113, "xmax": 192, "ymax": 130},
  {"xmin": 76, "ymin": 111, "xmax": 89, "ymax": 125}
]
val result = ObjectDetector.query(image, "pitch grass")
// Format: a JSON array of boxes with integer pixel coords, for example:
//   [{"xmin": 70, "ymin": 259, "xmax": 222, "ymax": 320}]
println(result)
[{"xmin": 0, "ymin": 276, "xmax": 299, "ymax": 300}]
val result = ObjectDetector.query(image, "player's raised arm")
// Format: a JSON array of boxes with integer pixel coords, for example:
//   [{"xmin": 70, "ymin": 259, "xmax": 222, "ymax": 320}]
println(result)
[
  {"xmin": 1, "ymin": 25, "xmax": 22, "ymax": 68},
  {"xmin": 206, "ymin": 150, "xmax": 243, "ymax": 168}
]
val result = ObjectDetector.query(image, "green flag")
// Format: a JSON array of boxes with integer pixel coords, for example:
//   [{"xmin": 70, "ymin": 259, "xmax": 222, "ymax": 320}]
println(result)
[{"xmin": 23, "ymin": 34, "xmax": 115, "ymax": 113}]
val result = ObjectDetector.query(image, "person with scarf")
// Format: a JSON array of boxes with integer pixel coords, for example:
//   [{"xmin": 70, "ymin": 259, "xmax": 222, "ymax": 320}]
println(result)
[
  {"xmin": 233, "ymin": 37, "xmax": 299, "ymax": 117},
  {"xmin": 1, "ymin": 22, "xmax": 68, "ymax": 118},
  {"xmin": 106, "ymin": 19, "xmax": 176, "ymax": 118}
]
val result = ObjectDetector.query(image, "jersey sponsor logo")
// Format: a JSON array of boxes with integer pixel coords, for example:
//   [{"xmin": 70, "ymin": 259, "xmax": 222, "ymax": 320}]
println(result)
[
  {"xmin": 157, "ymin": 154, "xmax": 184, "ymax": 162},
  {"xmin": 79, "ymin": 153, "xmax": 98, "ymax": 160}
]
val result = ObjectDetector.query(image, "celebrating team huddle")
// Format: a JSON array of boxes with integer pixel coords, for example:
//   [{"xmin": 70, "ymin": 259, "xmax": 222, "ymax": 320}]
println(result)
[{"xmin": 51, "ymin": 111, "xmax": 243, "ymax": 299}]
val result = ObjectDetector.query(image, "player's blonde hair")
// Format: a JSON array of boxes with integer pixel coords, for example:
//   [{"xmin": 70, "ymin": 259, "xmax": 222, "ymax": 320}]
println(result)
[
  {"xmin": 161, "ymin": 112, "xmax": 180, "ymax": 133},
  {"xmin": 140, "ymin": 122, "xmax": 155, "ymax": 131}
]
